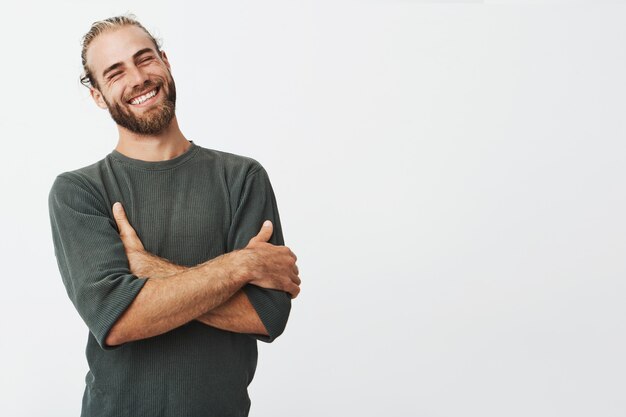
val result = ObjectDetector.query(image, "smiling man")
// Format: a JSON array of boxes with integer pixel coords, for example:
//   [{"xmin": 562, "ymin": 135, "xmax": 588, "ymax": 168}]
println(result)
[{"xmin": 48, "ymin": 14, "xmax": 300, "ymax": 417}]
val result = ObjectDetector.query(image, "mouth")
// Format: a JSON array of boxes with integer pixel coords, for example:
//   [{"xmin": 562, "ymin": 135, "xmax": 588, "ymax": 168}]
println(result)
[{"xmin": 127, "ymin": 86, "xmax": 161, "ymax": 107}]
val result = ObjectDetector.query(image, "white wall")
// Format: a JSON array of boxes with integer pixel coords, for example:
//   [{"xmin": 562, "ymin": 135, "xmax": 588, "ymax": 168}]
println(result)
[{"xmin": 1, "ymin": 1, "xmax": 625, "ymax": 416}]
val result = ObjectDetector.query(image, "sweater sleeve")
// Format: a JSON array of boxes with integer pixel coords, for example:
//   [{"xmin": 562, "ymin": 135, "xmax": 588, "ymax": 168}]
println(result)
[
  {"xmin": 227, "ymin": 165, "xmax": 292, "ymax": 343},
  {"xmin": 48, "ymin": 174, "xmax": 147, "ymax": 351}
]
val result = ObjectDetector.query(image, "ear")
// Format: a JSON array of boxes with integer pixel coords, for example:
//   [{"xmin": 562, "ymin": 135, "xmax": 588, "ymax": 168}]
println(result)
[
  {"xmin": 90, "ymin": 87, "xmax": 108, "ymax": 110},
  {"xmin": 160, "ymin": 50, "xmax": 171, "ymax": 71}
]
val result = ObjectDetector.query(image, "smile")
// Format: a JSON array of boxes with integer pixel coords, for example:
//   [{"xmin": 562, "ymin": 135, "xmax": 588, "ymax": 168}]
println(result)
[{"xmin": 128, "ymin": 87, "xmax": 160, "ymax": 106}]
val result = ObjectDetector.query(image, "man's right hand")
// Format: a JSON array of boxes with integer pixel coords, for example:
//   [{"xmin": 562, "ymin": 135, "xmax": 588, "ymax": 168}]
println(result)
[{"xmin": 236, "ymin": 220, "xmax": 301, "ymax": 299}]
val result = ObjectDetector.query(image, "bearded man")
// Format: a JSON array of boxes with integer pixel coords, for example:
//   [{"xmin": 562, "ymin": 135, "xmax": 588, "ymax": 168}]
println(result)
[{"xmin": 48, "ymin": 14, "xmax": 300, "ymax": 417}]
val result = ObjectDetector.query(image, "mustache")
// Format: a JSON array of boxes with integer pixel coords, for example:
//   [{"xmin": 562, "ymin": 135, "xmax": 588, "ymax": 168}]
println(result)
[{"xmin": 125, "ymin": 81, "xmax": 162, "ymax": 102}]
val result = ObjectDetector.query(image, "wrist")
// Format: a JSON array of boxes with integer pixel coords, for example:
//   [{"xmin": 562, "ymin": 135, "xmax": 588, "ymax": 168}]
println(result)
[{"xmin": 223, "ymin": 250, "xmax": 252, "ymax": 287}]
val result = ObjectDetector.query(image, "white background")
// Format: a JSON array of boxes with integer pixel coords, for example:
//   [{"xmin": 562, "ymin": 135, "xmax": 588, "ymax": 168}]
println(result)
[{"xmin": 1, "ymin": 1, "xmax": 625, "ymax": 416}]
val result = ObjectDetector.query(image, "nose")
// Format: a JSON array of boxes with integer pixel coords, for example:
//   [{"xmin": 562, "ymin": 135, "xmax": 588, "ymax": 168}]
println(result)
[{"xmin": 127, "ymin": 64, "xmax": 150, "ymax": 90}]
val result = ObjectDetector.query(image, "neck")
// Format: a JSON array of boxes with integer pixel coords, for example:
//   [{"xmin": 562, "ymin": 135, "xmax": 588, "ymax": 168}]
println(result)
[{"xmin": 114, "ymin": 116, "xmax": 191, "ymax": 161}]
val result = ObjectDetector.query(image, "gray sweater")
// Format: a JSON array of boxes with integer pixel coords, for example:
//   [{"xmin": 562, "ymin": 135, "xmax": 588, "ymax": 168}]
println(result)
[{"xmin": 48, "ymin": 140, "xmax": 291, "ymax": 417}]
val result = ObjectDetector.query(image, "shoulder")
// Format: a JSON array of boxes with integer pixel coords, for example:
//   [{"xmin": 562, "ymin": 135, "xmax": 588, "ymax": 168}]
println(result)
[
  {"xmin": 49, "ymin": 158, "xmax": 109, "ymax": 208},
  {"xmin": 193, "ymin": 146, "xmax": 276, "ymax": 208},
  {"xmin": 195, "ymin": 145, "xmax": 267, "ymax": 180},
  {"xmin": 196, "ymin": 145, "xmax": 264, "ymax": 172},
  {"xmin": 54, "ymin": 159, "xmax": 105, "ymax": 186}
]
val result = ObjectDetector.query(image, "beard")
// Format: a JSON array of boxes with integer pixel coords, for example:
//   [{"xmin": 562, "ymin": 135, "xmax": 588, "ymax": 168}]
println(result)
[{"xmin": 103, "ymin": 72, "xmax": 177, "ymax": 135}]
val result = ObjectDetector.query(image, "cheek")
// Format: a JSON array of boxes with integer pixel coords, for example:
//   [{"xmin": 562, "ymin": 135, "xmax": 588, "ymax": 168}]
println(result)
[{"xmin": 113, "ymin": 89, "xmax": 127, "ymax": 105}]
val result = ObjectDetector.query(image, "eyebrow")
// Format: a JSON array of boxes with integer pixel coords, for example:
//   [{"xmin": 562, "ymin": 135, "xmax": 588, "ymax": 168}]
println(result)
[{"xmin": 101, "ymin": 47, "xmax": 156, "ymax": 80}]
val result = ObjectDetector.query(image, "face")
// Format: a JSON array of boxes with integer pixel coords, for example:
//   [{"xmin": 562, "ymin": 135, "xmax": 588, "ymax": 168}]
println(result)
[{"xmin": 86, "ymin": 25, "xmax": 176, "ymax": 135}]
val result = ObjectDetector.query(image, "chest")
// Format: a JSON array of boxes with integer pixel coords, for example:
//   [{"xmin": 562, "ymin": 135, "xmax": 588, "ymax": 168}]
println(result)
[{"xmin": 116, "ymin": 173, "xmax": 232, "ymax": 266}]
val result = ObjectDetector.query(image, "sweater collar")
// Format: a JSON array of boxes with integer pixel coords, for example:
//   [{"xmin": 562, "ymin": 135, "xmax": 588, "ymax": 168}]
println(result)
[{"xmin": 109, "ymin": 140, "xmax": 198, "ymax": 170}]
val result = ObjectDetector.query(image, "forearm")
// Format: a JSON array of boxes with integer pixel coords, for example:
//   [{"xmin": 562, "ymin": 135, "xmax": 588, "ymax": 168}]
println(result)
[
  {"xmin": 196, "ymin": 290, "xmax": 268, "ymax": 335},
  {"xmin": 131, "ymin": 250, "xmax": 187, "ymax": 279},
  {"xmin": 128, "ymin": 251, "xmax": 268, "ymax": 335},
  {"xmin": 106, "ymin": 252, "xmax": 245, "ymax": 346}
]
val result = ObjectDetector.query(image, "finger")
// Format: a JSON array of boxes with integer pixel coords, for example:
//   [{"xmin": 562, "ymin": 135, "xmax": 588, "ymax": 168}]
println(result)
[
  {"xmin": 112, "ymin": 202, "xmax": 133, "ymax": 235},
  {"xmin": 289, "ymin": 284, "xmax": 301, "ymax": 299},
  {"xmin": 287, "ymin": 267, "xmax": 301, "ymax": 285},
  {"xmin": 292, "ymin": 273, "xmax": 301, "ymax": 286},
  {"xmin": 248, "ymin": 220, "xmax": 273, "ymax": 244},
  {"xmin": 112, "ymin": 202, "xmax": 144, "ymax": 250}
]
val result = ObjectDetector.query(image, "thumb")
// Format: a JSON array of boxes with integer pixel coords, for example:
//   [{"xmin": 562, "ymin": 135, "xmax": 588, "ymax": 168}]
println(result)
[
  {"xmin": 112, "ymin": 202, "xmax": 140, "ymax": 241},
  {"xmin": 112, "ymin": 201, "xmax": 128, "ymax": 225},
  {"xmin": 249, "ymin": 220, "xmax": 273, "ymax": 244}
]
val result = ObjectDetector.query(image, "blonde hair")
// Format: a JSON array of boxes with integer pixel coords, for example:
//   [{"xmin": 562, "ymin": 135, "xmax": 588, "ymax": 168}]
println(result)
[{"xmin": 80, "ymin": 13, "xmax": 162, "ymax": 90}]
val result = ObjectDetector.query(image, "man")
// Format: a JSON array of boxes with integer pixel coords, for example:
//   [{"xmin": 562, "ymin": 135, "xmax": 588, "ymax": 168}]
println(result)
[{"xmin": 47, "ymin": 14, "xmax": 301, "ymax": 417}]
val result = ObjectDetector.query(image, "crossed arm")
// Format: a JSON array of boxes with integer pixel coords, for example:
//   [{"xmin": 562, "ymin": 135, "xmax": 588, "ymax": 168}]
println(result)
[
  {"xmin": 110, "ymin": 202, "xmax": 300, "ymax": 341},
  {"xmin": 130, "ymin": 249, "xmax": 269, "ymax": 335}
]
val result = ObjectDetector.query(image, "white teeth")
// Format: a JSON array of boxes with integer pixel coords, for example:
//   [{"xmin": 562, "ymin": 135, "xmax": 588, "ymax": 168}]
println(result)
[{"xmin": 129, "ymin": 88, "xmax": 157, "ymax": 105}]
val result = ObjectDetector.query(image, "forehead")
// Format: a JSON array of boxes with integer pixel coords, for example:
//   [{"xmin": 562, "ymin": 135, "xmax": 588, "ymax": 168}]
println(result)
[{"xmin": 86, "ymin": 25, "xmax": 156, "ymax": 76}]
